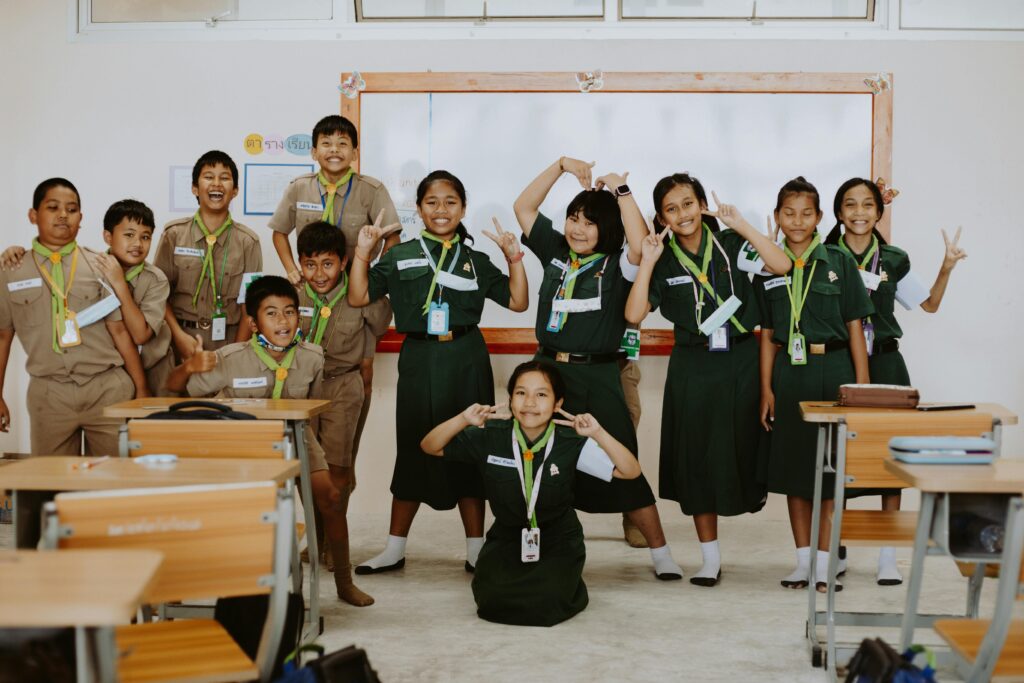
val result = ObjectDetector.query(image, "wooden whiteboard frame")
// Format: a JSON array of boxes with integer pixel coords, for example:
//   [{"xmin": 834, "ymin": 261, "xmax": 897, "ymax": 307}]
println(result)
[{"xmin": 347, "ymin": 72, "xmax": 894, "ymax": 355}]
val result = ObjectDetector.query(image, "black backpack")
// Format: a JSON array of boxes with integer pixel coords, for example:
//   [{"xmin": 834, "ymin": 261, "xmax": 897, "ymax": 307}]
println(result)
[{"xmin": 144, "ymin": 400, "xmax": 258, "ymax": 421}]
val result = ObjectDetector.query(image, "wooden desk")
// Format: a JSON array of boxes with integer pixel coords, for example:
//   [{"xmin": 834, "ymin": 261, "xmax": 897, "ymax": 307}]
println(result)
[
  {"xmin": 0, "ymin": 548, "xmax": 163, "ymax": 683},
  {"xmin": 800, "ymin": 402, "xmax": 1018, "ymax": 426}
]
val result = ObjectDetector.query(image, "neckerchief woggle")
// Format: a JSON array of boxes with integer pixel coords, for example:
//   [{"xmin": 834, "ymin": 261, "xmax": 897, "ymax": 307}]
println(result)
[
  {"xmin": 250, "ymin": 333, "xmax": 299, "ymax": 399},
  {"xmin": 419, "ymin": 231, "xmax": 461, "ymax": 314},
  {"xmin": 512, "ymin": 420, "xmax": 556, "ymax": 529},
  {"xmin": 32, "ymin": 239, "xmax": 79, "ymax": 353},
  {"xmin": 304, "ymin": 273, "xmax": 348, "ymax": 346},
  {"xmin": 782, "ymin": 234, "xmax": 820, "ymax": 340},
  {"xmin": 838, "ymin": 233, "xmax": 879, "ymax": 327},
  {"xmin": 191, "ymin": 212, "xmax": 233, "ymax": 311},
  {"xmin": 317, "ymin": 169, "xmax": 354, "ymax": 226},
  {"xmin": 549, "ymin": 250, "xmax": 605, "ymax": 332},
  {"xmin": 668, "ymin": 225, "xmax": 748, "ymax": 334}
]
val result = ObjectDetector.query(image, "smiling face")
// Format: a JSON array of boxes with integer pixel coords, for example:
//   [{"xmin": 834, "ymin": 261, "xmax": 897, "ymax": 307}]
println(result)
[
  {"xmin": 300, "ymin": 250, "xmax": 347, "ymax": 295},
  {"xmin": 251, "ymin": 294, "xmax": 299, "ymax": 348},
  {"xmin": 839, "ymin": 184, "xmax": 882, "ymax": 237},
  {"xmin": 417, "ymin": 180, "xmax": 465, "ymax": 239},
  {"xmin": 192, "ymin": 162, "xmax": 238, "ymax": 214},
  {"xmin": 658, "ymin": 184, "xmax": 705, "ymax": 241},
  {"xmin": 311, "ymin": 132, "xmax": 357, "ymax": 181},
  {"xmin": 103, "ymin": 219, "xmax": 153, "ymax": 267},
  {"xmin": 563, "ymin": 211, "xmax": 600, "ymax": 255},
  {"xmin": 510, "ymin": 370, "xmax": 564, "ymax": 435},
  {"xmin": 29, "ymin": 185, "xmax": 82, "ymax": 249},
  {"xmin": 775, "ymin": 193, "xmax": 822, "ymax": 247}
]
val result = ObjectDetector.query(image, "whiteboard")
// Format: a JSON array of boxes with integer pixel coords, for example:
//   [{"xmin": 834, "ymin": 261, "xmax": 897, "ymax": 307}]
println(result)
[{"xmin": 359, "ymin": 91, "xmax": 873, "ymax": 328}]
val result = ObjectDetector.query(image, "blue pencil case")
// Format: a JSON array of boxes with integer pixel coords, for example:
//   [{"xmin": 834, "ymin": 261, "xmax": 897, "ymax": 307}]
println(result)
[{"xmin": 889, "ymin": 436, "xmax": 996, "ymax": 465}]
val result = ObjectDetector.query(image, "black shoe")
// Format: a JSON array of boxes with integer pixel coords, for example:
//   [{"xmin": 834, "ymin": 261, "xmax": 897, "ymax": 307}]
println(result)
[
  {"xmin": 655, "ymin": 570, "xmax": 683, "ymax": 581},
  {"xmin": 689, "ymin": 570, "xmax": 721, "ymax": 587},
  {"xmin": 815, "ymin": 580, "xmax": 843, "ymax": 593},
  {"xmin": 877, "ymin": 577, "xmax": 903, "ymax": 586},
  {"xmin": 354, "ymin": 557, "xmax": 405, "ymax": 575},
  {"xmin": 464, "ymin": 561, "xmax": 475, "ymax": 574},
  {"xmin": 781, "ymin": 578, "xmax": 809, "ymax": 589}
]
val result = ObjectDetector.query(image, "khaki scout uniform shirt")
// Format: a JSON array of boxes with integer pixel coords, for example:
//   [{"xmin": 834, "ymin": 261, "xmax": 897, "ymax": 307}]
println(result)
[
  {"xmin": 128, "ymin": 263, "xmax": 172, "ymax": 370},
  {"xmin": 297, "ymin": 280, "xmax": 392, "ymax": 378},
  {"xmin": 0, "ymin": 245, "xmax": 125, "ymax": 384},
  {"xmin": 154, "ymin": 216, "xmax": 262, "ymax": 326}
]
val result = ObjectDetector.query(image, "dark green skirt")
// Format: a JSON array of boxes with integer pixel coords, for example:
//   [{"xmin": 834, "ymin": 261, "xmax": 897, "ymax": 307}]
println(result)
[
  {"xmin": 392, "ymin": 330, "xmax": 489, "ymax": 509},
  {"xmin": 660, "ymin": 336, "xmax": 766, "ymax": 516},
  {"xmin": 760, "ymin": 348, "xmax": 856, "ymax": 500},
  {"xmin": 534, "ymin": 355, "xmax": 656, "ymax": 513},
  {"xmin": 473, "ymin": 516, "xmax": 588, "ymax": 627}
]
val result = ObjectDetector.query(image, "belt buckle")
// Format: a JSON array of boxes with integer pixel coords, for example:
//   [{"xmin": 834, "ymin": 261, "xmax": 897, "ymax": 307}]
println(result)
[
  {"xmin": 198, "ymin": 318, "xmax": 212, "ymax": 330},
  {"xmin": 438, "ymin": 332, "xmax": 454, "ymax": 342},
  {"xmin": 809, "ymin": 343, "xmax": 826, "ymax": 355},
  {"xmin": 555, "ymin": 351, "xmax": 570, "ymax": 363}
]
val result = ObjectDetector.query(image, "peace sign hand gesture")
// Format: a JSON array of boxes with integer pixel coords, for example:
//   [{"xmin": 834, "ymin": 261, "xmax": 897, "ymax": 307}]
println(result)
[
  {"xmin": 483, "ymin": 217, "xmax": 521, "ymax": 261},
  {"xmin": 355, "ymin": 209, "xmax": 402, "ymax": 260},
  {"xmin": 552, "ymin": 408, "xmax": 604, "ymax": 438},
  {"xmin": 940, "ymin": 226, "xmax": 967, "ymax": 272},
  {"xmin": 560, "ymin": 157, "xmax": 596, "ymax": 190},
  {"xmin": 766, "ymin": 214, "xmax": 781, "ymax": 243},
  {"xmin": 461, "ymin": 403, "xmax": 503, "ymax": 428},
  {"xmin": 701, "ymin": 191, "xmax": 749, "ymax": 231},
  {"xmin": 641, "ymin": 225, "xmax": 670, "ymax": 265}
]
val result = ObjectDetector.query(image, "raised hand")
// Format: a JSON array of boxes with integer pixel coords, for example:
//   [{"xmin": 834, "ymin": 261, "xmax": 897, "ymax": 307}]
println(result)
[
  {"xmin": 702, "ymin": 191, "xmax": 749, "ymax": 231},
  {"xmin": 0, "ymin": 246, "xmax": 26, "ymax": 270},
  {"xmin": 560, "ymin": 157, "xmax": 596, "ymax": 190},
  {"xmin": 595, "ymin": 171, "xmax": 629, "ymax": 193},
  {"xmin": 640, "ymin": 226, "xmax": 670, "ymax": 265},
  {"xmin": 940, "ymin": 226, "xmax": 967, "ymax": 271},
  {"xmin": 483, "ymin": 217, "xmax": 521, "ymax": 261},
  {"xmin": 461, "ymin": 403, "xmax": 496, "ymax": 427},
  {"xmin": 355, "ymin": 209, "xmax": 402, "ymax": 259},
  {"xmin": 552, "ymin": 407, "xmax": 604, "ymax": 438},
  {"xmin": 767, "ymin": 214, "xmax": 780, "ymax": 243},
  {"xmin": 185, "ymin": 335, "xmax": 217, "ymax": 373},
  {"xmin": 95, "ymin": 252, "xmax": 126, "ymax": 284},
  {"xmin": 286, "ymin": 269, "xmax": 303, "ymax": 285}
]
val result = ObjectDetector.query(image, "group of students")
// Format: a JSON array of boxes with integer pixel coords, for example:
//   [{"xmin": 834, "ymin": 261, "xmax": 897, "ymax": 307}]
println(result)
[{"xmin": 0, "ymin": 113, "xmax": 967, "ymax": 628}]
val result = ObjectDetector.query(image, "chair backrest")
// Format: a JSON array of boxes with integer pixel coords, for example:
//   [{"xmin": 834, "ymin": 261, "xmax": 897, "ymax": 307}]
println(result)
[
  {"xmin": 843, "ymin": 412, "xmax": 994, "ymax": 489},
  {"xmin": 119, "ymin": 419, "xmax": 290, "ymax": 460}
]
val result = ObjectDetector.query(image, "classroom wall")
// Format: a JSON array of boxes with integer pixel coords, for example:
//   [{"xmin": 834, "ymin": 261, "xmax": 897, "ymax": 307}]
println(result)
[{"xmin": 2, "ymin": 3, "xmax": 1022, "ymax": 517}]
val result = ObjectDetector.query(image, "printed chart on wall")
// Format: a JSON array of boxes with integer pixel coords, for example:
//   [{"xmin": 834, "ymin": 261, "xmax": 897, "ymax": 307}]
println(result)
[{"xmin": 358, "ymin": 87, "xmax": 875, "ymax": 328}]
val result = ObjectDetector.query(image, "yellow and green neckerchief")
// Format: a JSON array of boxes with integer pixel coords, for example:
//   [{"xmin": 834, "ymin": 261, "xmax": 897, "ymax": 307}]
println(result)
[
  {"xmin": 782, "ymin": 234, "xmax": 821, "ymax": 337},
  {"xmin": 32, "ymin": 239, "xmax": 79, "ymax": 353},
  {"xmin": 191, "ymin": 212, "xmax": 233, "ymax": 311},
  {"xmin": 250, "ymin": 334, "xmax": 298, "ymax": 399},
  {"xmin": 304, "ymin": 273, "xmax": 348, "ymax": 346},
  {"xmin": 513, "ymin": 420, "xmax": 555, "ymax": 529},
  {"xmin": 420, "ymin": 230, "xmax": 461, "ymax": 314},
  {"xmin": 317, "ymin": 169, "xmax": 354, "ymax": 225},
  {"xmin": 668, "ymin": 226, "xmax": 748, "ymax": 334}
]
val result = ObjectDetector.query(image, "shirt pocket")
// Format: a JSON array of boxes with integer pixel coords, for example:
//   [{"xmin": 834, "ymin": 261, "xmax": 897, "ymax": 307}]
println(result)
[
  {"xmin": 67, "ymin": 278, "xmax": 107, "ymax": 318},
  {"xmin": 871, "ymin": 280, "xmax": 897, "ymax": 318},
  {"xmin": 395, "ymin": 265, "xmax": 432, "ymax": 309},
  {"xmin": 326, "ymin": 318, "xmax": 363, "ymax": 357},
  {"xmin": 296, "ymin": 208, "xmax": 324, "ymax": 233},
  {"xmin": 172, "ymin": 248, "xmax": 204, "ymax": 296},
  {"xmin": 9, "ymin": 282, "xmax": 49, "ymax": 327},
  {"xmin": 218, "ymin": 249, "xmax": 246, "ymax": 305},
  {"xmin": 807, "ymin": 280, "xmax": 842, "ymax": 323}
]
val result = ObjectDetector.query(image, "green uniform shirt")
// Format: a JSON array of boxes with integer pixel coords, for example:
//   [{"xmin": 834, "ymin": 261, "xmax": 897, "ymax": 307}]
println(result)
[
  {"xmin": 754, "ymin": 241, "xmax": 873, "ymax": 345},
  {"xmin": 647, "ymin": 228, "xmax": 761, "ymax": 345},
  {"xmin": 522, "ymin": 213, "xmax": 632, "ymax": 354},
  {"xmin": 367, "ymin": 237, "xmax": 511, "ymax": 333},
  {"xmin": 842, "ymin": 240, "xmax": 911, "ymax": 344}
]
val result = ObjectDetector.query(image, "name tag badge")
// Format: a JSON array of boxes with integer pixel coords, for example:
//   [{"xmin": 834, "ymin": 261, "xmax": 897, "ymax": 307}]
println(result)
[
  {"xmin": 619, "ymin": 328, "xmax": 640, "ymax": 361},
  {"xmin": 709, "ymin": 325, "xmax": 730, "ymax": 352},
  {"xmin": 233, "ymin": 377, "xmax": 268, "ymax": 389},
  {"xmin": 397, "ymin": 258, "xmax": 429, "ymax": 271},
  {"xmin": 173, "ymin": 246, "xmax": 204, "ymax": 258},
  {"xmin": 789, "ymin": 332, "xmax": 807, "ymax": 366},
  {"xmin": 859, "ymin": 270, "xmax": 882, "ymax": 291},
  {"xmin": 666, "ymin": 275, "xmax": 693, "ymax": 286},
  {"xmin": 864, "ymin": 321, "xmax": 875, "ymax": 356},
  {"xmin": 763, "ymin": 276, "xmax": 790, "ymax": 291},
  {"xmin": 521, "ymin": 527, "xmax": 540, "ymax": 563},
  {"xmin": 427, "ymin": 301, "xmax": 449, "ymax": 336},
  {"xmin": 298, "ymin": 306, "xmax": 315, "ymax": 318},
  {"xmin": 296, "ymin": 202, "xmax": 321, "ymax": 211},
  {"xmin": 237, "ymin": 272, "xmax": 263, "ymax": 303},
  {"xmin": 550, "ymin": 258, "xmax": 568, "ymax": 271},
  {"xmin": 486, "ymin": 455, "xmax": 516, "ymax": 468},
  {"xmin": 546, "ymin": 309, "xmax": 564, "ymax": 332},
  {"xmin": 211, "ymin": 312, "xmax": 227, "ymax": 342},
  {"xmin": 59, "ymin": 312, "xmax": 82, "ymax": 348},
  {"xmin": 75, "ymin": 294, "xmax": 121, "ymax": 328},
  {"xmin": 7, "ymin": 278, "xmax": 41, "ymax": 292}
]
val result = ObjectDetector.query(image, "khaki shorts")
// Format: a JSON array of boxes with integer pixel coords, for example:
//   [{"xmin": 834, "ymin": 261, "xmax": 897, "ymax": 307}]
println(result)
[
  {"xmin": 302, "ymin": 423, "xmax": 328, "ymax": 473},
  {"xmin": 312, "ymin": 371, "xmax": 365, "ymax": 468},
  {"xmin": 27, "ymin": 367, "xmax": 135, "ymax": 456},
  {"xmin": 619, "ymin": 359, "xmax": 642, "ymax": 430}
]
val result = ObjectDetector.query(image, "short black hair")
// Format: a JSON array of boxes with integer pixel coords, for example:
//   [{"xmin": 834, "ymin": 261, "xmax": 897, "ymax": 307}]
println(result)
[
  {"xmin": 312, "ymin": 115, "xmax": 359, "ymax": 148},
  {"xmin": 103, "ymin": 199, "xmax": 155, "ymax": 232},
  {"xmin": 565, "ymin": 190, "xmax": 624, "ymax": 254},
  {"xmin": 507, "ymin": 360, "xmax": 567, "ymax": 404},
  {"xmin": 192, "ymin": 150, "xmax": 239, "ymax": 186},
  {"xmin": 297, "ymin": 221, "xmax": 346, "ymax": 260},
  {"xmin": 245, "ymin": 275, "xmax": 299, "ymax": 318},
  {"xmin": 33, "ymin": 178, "xmax": 80, "ymax": 210}
]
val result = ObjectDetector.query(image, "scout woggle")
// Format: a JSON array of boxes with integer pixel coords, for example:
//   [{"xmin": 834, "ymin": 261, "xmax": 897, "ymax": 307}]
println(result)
[
  {"xmin": 548, "ymin": 250, "xmax": 606, "ymax": 331},
  {"xmin": 250, "ymin": 332, "xmax": 300, "ymax": 399},
  {"xmin": 667, "ymin": 225, "xmax": 747, "ymax": 335},
  {"xmin": 317, "ymin": 169, "xmax": 354, "ymax": 226},
  {"xmin": 304, "ymin": 273, "xmax": 348, "ymax": 346},
  {"xmin": 419, "ymin": 230, "xmax": 463, "ymax": 314},
  {"xmin": 32, "ymin": 239, "xmax": 80, "ymax": 353},
  {"xmin": 782, "ymin": 234, "xmax": 821, "ymax": 365},
  {"xmin": 191, "ymin": 212, "xmax": 233, "ymax": 311},
  {"xmin": 838, "ymin": 234, "xmax": 880, "ymax": 355},
  {"xmin": 512, "ymin": 420, "xmax": 556, "ymax": 531}
]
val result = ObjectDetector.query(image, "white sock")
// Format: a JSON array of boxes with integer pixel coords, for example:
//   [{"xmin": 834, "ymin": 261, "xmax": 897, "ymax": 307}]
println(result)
[
  {"xmin": 650, "ymin": 544, "xmax": 683, "ymax": 578},
  {"xmin": 877, "ymin": 546, "xmax": 902, "ymax": 584},
  {"xmin": 466, "ymin": 537, "xmax": 484, "ymax": 567},
  {"xmin": 783, "ymin": 546, "xmax": 811, "ymax": 584},
  {"xmin": 359, "ymin": 534, "xmax": 406, "ymax": 569},
  {"xmin": 815, "ymin": 550, "xmax": 843, "ymax": 588},
  {"xmin": 695, "ymin": 540, "xmax": 721, "ymax": 579}
]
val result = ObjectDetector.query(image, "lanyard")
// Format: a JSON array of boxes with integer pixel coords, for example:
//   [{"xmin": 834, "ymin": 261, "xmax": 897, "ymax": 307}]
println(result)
[
  {"xmin": 191, "ymin": 213, "xmax": 233, "ymax": 311},
  {"xmin": 668, "ymin": 227, "xmax": 747, "ymax": 334},
  {"xmin": 250, "ymin": 335, "xmax": 298, "ymax": 399},
  {"xmin": 32, "ymin": 240, "xmax": 79, "ymax": 353},
  {"xmin": 549, "ymin": 251, "xmax": 606, "ymax": 332},
  {"xmin": 511, "ymin": 421, "xmax": 556, "ymax": 529},
  {"xmin": 418, "ymin": 231, "xmax": 461, "ymax": 314},
  {"xmin": 782, "ymin": 235, "xmax": 820, "ymax": 335},
  {"xmin": 304, "ymin": 274, "xmax": 348, "ymax": 346},
  {"xmin": 317, "ymin": 170, "xmax": 354, "ymax": 226},
  {"xmin": 838, "ymin": 234, "xmax": 880, "ymax": 273}
]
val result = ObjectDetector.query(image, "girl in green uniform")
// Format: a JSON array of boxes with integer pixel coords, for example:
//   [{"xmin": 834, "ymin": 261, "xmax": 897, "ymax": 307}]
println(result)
[
  {"xmin": 348, "ymin": 170, "xmax": 529, "ymax": 574},
  {"xmin": 625, "ymin": 173, "xmax": 790, "ymax": 586},
  {"xmin": 421, "ymin": 360, "xmax": 641, "ymax": 626},
  {"xmin": 825, "ymin": 177, "xmax": 967, "ymax": 585},
  {"xmin": 755, "ymin": 177, "xmax": 872, "ymax": 593},
  {"xmin": 513, "ymin": 157, "xmax": 682, "ymax": 579}
]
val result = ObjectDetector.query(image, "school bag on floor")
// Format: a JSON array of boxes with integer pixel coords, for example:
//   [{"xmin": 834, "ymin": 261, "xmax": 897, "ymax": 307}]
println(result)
[
  {"xmin": 275, "ymin": 644, "xmax": 382, "ymax": 683},
  {"xmin": 845, "ymin": 638, "xmax": 936, "ymax": 683}
]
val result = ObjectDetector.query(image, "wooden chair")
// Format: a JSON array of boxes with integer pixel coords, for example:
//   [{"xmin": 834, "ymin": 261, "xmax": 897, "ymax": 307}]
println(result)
[
  {"xmin": 119, "ymin": 419, "xmax": 290, "ymax": 459},
  {"xmin": 934, "ymin": 496, "xmax": 1024, "ymax": 683},
  {"xmin": 41, "ymin": 481, "xmax": 293, "ymax": 683}
]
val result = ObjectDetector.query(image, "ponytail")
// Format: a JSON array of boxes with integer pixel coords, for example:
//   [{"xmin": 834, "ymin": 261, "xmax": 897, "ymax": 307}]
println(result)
[
  {"xmin": 652, "ymin": 173, "xmax": 720, "ymax": 233},
  {"xmin": 830, "ymin": 177, "xmax": 889, "ymax": 246}
]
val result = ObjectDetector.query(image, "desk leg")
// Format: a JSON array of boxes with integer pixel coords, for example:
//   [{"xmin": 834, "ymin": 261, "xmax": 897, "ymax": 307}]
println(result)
[
  {"xmin": 92, "ymin": 627, "xmax": 116, "ymax": 683},
  {"xmin": 900, "ymin": 491, "xmax": 935, "ymax": 651},
  {"xmin": 74, "ymin": 626, "xmax": 96, "ymax": 683},
  {"xmin": 825, "ymin": 423, "xmax": 848, "ymax": 674},
  {"xmin": 966, "ymin": 562, "xmax": 985, "ymax": 618},
  {"xmin": 289, "ymin": 419, "xmax": 321, "ymax": 641},
  {"xmin": 807, "ymin": 423, "xmax": 829, "ymax": 659}
]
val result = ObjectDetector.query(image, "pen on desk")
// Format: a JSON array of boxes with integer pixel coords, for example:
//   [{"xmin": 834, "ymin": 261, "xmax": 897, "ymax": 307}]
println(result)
[{"xmin": 74, "ymin": 456, "xmax": 110, "ymax": 470}]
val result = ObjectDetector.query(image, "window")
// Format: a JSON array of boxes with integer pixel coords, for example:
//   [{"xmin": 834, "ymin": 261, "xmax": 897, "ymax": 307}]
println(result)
[
  {"xmin": 89, "ymin": 0, "xmax": 334, "ymax": 23},
  {"xmin": 620, "ymin": 0, "xmax": 873, "ymax": 21},
  {"xmin": 355, "ymin": 0, "xmax": 604, "ymax": 21}
]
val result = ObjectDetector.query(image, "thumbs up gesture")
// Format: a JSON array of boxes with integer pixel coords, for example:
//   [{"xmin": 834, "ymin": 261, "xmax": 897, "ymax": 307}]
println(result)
[{"xmin": 185, "ymin": 334, "xmax": 218, "ymax": 374}]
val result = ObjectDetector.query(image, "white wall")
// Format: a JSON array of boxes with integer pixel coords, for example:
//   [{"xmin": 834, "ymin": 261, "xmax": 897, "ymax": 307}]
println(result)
[{"xmin": 2, "ymin": 3, "xmax": 1023, "ymax": 517}]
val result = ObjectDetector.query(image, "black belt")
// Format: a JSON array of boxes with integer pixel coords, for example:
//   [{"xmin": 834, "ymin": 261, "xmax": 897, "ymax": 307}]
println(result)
[
  {"xmin": 677, "ymin": 332, "xmax": 754, "ymax": 349},
  {"xmin": 538, "ymin": 346, "xmax": 627, "ymax": 365},
  {"xmin": 404, "ymin": 325, "xmax": 477, "ymax": 343},
  {"xmin": 873, "ymin": 339, "xmax": 900, "ymax": 355},
  {"xmin": 809, "ymin": 340, "xmax": 849, "ymax": 355},
  {"xmin": 178, "ymin": 318, "xmax": 218, "ymax": 330}
]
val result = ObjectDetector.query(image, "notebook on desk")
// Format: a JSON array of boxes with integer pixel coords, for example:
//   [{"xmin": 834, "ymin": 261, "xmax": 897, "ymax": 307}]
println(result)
[{"xmin": 890, "ymin": 436, "xmax": 997, "ymax": 465}]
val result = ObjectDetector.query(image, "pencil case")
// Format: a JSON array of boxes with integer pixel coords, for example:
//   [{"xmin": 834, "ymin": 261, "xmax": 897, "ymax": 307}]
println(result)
[{"xmin": 838, "ymin": 383, "xmax": 920, "ymax": 408}]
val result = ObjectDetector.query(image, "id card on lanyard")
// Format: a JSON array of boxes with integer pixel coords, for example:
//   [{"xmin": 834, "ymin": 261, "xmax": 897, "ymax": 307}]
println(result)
[
  {"xmin": 546, "ymin": 254, "xmax": 606, "ymax": 333},
  {"xmin": 512, "ymin": 427, "xmax": 556, "ymax": 563},
  {"xmin": 320, "ymin": 176, "xmax": 354, "ymax": 226},
  {"xmin": 840, "ymin": 235, "xmax": 880, "ymax": 356},
  {"xmin": 419, "ymin": 236, "xmax": 462, "ymax": 336}
]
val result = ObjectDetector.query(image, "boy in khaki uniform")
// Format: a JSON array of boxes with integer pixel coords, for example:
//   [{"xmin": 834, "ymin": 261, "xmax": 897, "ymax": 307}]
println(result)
[
  {"xmin": 154, "ymin": 150, "xmax": 262, "ymax": 357},
  {"xmin": 167, "ymin": 275, "xmax": 373, "ymax": 606},
  {"xmin": 268, "ymin": 115, "xmax": 399, "ymax": 463},
  {"xmin": 0, "ymin": 178, "xmax": 147, "ymax": 455}
]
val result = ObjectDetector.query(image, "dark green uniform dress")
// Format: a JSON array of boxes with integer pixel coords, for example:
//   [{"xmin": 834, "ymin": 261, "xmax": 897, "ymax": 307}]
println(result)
[
  {"xmin": 648, "ymin": 228, "xmax": 766, "ymax": 516},
  {"xmin": 445, "ymin": 420, "xmax": 589, "ymax": 626},
  {"xmin": 753, "ymin": 241, "xmax": 873, "ymax": 500},
  {"xmin": 522, "ymin": 213, "xmax": 656, "ymax": 513},
  {"xmin": 368, "ymin": 235, "xmax": 512, "ymax": 510}
]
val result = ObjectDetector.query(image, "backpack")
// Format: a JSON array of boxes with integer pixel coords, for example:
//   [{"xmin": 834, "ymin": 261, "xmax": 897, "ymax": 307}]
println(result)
[
  {"xmin": 845, "ymin": 639, "xmax": 937, "ymax": 683},
  {"xmin": 144, "ymin": 400, "xmax": 257, "ymax": 420}
]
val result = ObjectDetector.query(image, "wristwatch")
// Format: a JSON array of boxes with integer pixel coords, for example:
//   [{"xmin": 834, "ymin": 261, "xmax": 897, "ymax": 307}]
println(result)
[{"xmin": 614, "ymin": 184, "xmax": 631, "ymax": 197}]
